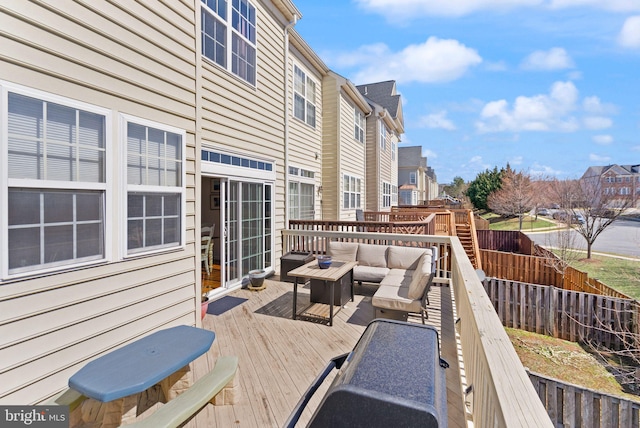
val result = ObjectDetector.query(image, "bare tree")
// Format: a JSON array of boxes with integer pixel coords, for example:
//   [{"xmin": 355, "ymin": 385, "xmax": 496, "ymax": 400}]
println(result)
[
  {"xmin": 488, "ymin": 169, "xmax": 535, "ymax": 230},
  {"xmin": 550, "ymin": 177, "xmax": 633, "ymax": 258}
]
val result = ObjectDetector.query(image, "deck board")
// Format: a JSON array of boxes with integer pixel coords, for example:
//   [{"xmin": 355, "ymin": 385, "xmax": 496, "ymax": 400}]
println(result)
[{"xmin": 154, "ymin": 279, "xmax": 465, "ymax": 427}]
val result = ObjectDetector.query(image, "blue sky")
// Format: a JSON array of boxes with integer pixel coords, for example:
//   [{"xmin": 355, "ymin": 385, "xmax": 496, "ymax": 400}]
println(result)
[{"xmin": 291, "ymin": 0, "xmax": 640, "ymax": 184}]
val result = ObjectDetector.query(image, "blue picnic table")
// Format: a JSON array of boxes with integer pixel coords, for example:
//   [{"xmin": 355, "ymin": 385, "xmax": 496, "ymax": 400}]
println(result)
[{"xmin": 69, "ymin": 325, "xmax": 215, "ymax": 402}]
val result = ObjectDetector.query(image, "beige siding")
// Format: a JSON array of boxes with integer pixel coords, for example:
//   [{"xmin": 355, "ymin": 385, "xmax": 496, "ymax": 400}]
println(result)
[
  {"xmin": 321, "ymin": 76, "xmax": 340, "ymax": 219},
  {"xmin": 288, "ymin": 51, "xmax": 323, "ymax": 219},
  {"xmin": 0, "ymin": 1, "xmax": 198, "ymax": 404},
  {"xmin": 337, "ymin": 94, "xmax": 366, "ymax": 220},
  {"xmin": 199, "ymin": 1, "xmax": 288, "ymax": 267},
  {"xmin": 365, "ymin": 116, "xmax": 380, "ymax": 211}
]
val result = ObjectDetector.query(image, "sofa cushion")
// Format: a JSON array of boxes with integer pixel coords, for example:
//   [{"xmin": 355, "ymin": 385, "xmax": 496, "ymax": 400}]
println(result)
[
  {"xmin": 353, "ymin": 266, "xmax": 389, "ymax": 283},
  {"xmin": 408, "ymin": 253, "xmax": 433, "ymax": 299},
  {"xmin": 387, "ymin": 247, "xmax": 432, "ymax": 270},
  {"xmin": 380, "ymin": 269, "xmax": 413, "ymax": 284},
  {"xmin": 357, "ymin": 244, "xmax": 388, "ymax": 267},
  {"xmin": 327, "ymin": 241, "xmax": 358, "ymax": 262},
  {"xmin": 372, "ymin": 285, "xmax": 422, "ymax": 313}
]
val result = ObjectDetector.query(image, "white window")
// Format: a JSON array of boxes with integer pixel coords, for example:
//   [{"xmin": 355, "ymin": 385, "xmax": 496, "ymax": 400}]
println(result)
[
  {"xmin": 409, "ymin": 172, "xmax": 417, "ymax": 185},
  {"xmin": 354, "ymin": 108, "xmax": 364, "ymax": 143},
  {"xmin": 125, "ymin": 117, "xmax": 185, "ymax": 255},
  {"xmin": 379, "ymin": 121, "xmax": 386, "ymax": 150},
  {"xmin": 293, "ymin": 65, "xmax": 317, "ymax": 127},
  {"xmin": 343, "ymin": 174, "xmax": 362, "ymax": 209},
  {"xmin": 202, "ymin": 0, "xmax": 257, "ymax": 86},
  {"xmin": 289, "ymin": 166, "xmax": 315, "ymax": 220},
  {"xmin": 3, "ymin": 86, "xmax": 109, "ymax": 276},
  {"xmin": 382, "ymin": 182, "xmax": 392, "ymax": 208},
  {"xmin": 620, "ymin": 187, "xmax": 630, "ymax": 195}
]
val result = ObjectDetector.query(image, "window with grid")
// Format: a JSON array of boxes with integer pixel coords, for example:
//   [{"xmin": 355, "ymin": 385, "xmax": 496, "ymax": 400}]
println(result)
[
  {"xmin": 5, "ymin": 89, "xmax": 108, "ymax": 275},
  {"xmin": 382, "ymin": 182, "xmax": 392, "ymax": 208},
  {"xmin": 288, "ymin": 166, "xmax": 315, "ymax": 220},
  {"xmin": 293, "ymin": 65, "xmax": 317, "ymax": 127},
  {"xmin": 354, "ymin": 108, "xmax": 364, "ymax": 143},
  {"xmin": 202, "ymin": 0, "xmax": 256, "ymax": 86},
  {"xmin": 379, "ymin": 121, "xmax": 386, "ymax": 150},
  {"xmin": 343, "ymin": 174, "xmax": 362, "ymax": 209},
  {"xmin": 126, "ymin": 119, "xmax": 185, "ymax": 254},
  {"xmin": 410, "ymin": 172, "xmax": 417, "ymax": 184}
]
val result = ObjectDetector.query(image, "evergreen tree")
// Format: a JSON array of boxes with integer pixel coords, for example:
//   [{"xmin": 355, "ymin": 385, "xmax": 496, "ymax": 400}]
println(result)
[{"xmin": 466, "ymin": 166, "xmax": 504, "ymax": 210}]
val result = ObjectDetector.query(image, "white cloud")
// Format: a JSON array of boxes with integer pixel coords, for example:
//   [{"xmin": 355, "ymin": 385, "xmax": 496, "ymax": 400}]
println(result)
[
  {"xmin": 549, "ymin": 0, "xmax": 640, "ymax": 13},
  {"xmin": 521, "ymin": 48, "xmax": 574, "ymax": 71},
  {"xmin": 476, "ymin": 81, "xmax": 580, "ymax": 133},
  {"xmin": 618, "ymin": 16, "xmax": 640, "ymax": 48},
  {"xmin": 582, "ymin": 96, "xmax": 616, "ymax": 115},
  {"xmin": 593, "ymin": 135, "xmax": 613, "ymax": 145},
  {"xmin": 423, "ymin": 148, "xmax": 438, "ymax": 159},
  {"xmin": 589, "ymin": 153, "xmax": 611, "ymax": 162},
  {"xmin": 632, "ymin": 145, "xmax": 640, "ymax": 151},
  {"xmin": 583, "ymin": 116, "xmax": 613, "ymax": 130},
  {"xmin": 530, "ymin": 163, "xmax": 563, "ymax": 176},
  {"xmin": 342, "ymin": 37, "xmax": 481, "ymax": 84},
  {"xmin": 510, "ymin": 156, "xmax": 524, "ymax": 165},
  {"xmin": 355, "ymin": 0, "xmax": 640, "ymax": 19},
  {"xmin": 419, "ymin": 111, "xmax": 457, "ymax": 130}
]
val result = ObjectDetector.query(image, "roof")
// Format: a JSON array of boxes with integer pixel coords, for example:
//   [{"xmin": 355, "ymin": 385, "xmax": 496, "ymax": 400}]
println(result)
[
  {"xmin": 582, "ymin": 164, "xmax": 640, "ymax": 179},
  {"xmin": 355, "ymin": 81, "xmax": 401, "ymax": 118}
]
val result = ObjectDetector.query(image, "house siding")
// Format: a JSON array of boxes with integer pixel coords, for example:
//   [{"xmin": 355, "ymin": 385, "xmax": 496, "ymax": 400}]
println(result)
[
  {"xmin": 0, "ymin": 1, "xmax": 198, "ymax": 404},
  {"xmin": 287, "ymin": 49, "xmax": 324, "ymax": 220},
  {"xmin": 321, "ymin": 77, "xmax": 340, "ymax": 219},
  {"xmin": 365, "ymin": 115, "xmax": 380, "ymax": 211},
  {"xmin": 337, "ymin": 94, "xmax": 366, "ymax": 220}
]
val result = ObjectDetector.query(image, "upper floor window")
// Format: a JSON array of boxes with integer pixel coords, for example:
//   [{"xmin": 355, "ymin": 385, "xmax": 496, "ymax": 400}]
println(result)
[
  {"xmin": 343, "ymin": 174, "xmax": 362, "ymax": 210},
  {"xmin": 391, "ymin": 142, "xmax": 396, "ymax": 160},
  {"xmin": 409, "ymin": 172, "xmax": 417, "ymax": 185},
  {"xmin": 4, "ymin": 87, "xmax": 109, "ymax": 276},
  {"xmin": 293, "ymin": 65, "xmax": 316, "ymax": 127},
  {"xmin": 379, "ymin": 121, "xmax": 386, "ymax": 151},
  {"xmin": 354, "ymin": 109, "xmax": 365, "ymax": 143},
  {"xmin": 202, "ymin": 0, "xmax": 256, "ymax": 86},
  {"xmin": 125, "ymin": 118, "xmax": 185, "ymax": 255}
]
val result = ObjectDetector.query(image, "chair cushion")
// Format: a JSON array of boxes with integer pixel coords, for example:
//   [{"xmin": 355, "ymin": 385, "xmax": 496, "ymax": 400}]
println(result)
[
  {"xmin": 380, "ymin": 269, "xmax": 413, "ymax": 284},
  {"xmin": 372, "ymin": 285, "xmax": 422, "ymax": 313},
  {"xmin": 387, "ymin": 247, "xmax": 432, "ymax": 270},
  {"xmin": 327, "ymin": 241, "xmax": 359, "ymax": 262},
  {"xmin": 408, "ymin": 253, "xmax": 433, "ymax": 299},
  {"xmin": 353, "ymin": 266, "xmax": 390, "ymax": 283},
  {"xmin": 357, "ymin": 244, "xmax": 388, "ymax": 267}
]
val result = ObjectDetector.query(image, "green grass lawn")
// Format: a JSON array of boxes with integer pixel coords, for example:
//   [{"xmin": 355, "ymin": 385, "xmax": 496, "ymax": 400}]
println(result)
[
  {"xmin": 480, "ymin": 212, "xmax": 557, "ymax": 231},
  {"xmin": 570, "ymin": 255, "xmax": 640, "ymax": 300}
]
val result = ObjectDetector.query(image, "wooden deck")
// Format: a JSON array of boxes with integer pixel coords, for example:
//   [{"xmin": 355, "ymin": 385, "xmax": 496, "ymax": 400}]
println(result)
[{"xmin": 180, "ymin": 278, "xmax": 468, "ymax": 428}]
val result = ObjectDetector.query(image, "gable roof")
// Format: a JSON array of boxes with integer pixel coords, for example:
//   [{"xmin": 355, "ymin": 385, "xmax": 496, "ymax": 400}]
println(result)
[{"xmin": 355, "ymin": 80, "xmax": 404, "ymax": 134}]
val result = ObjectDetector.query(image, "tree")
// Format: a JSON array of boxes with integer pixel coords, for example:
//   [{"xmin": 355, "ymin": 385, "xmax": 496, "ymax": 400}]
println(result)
[
  {"xmin": 442, "ymin": 176, "xmax": 468, "ymax": 200},
  {"xmin": 487, "ymin": 169, "xmax": 535, "ymax": 230},
  {"xmin": 550, "ymin": 177, "xmax": 633, "ymax": 258},
  {"xmin": 466, "ymin": 166, "xmax": 505, "ymax": 210}
]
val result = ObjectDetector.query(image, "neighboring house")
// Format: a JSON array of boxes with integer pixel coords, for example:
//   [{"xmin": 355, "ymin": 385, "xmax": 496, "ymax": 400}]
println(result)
[
  {"xmin": 356, "ymin": 81, "xmax": 403, "ymax": 212},
  {"xmin": 399, "ymin": 184, "xmax": 419, "ymax": 206},
  {"xmin": 581, "ymin": 164, "xmax": 640, "ymax": 207},
  {"xmin": 199, "ymin": 0, "xmax": 301, "ymax": 292},
  {"xmin": 398, "ymin": 146, "xmax": 428, "ymax": 205},
  {"xmin": 0, "ymin": 1, "xmax": 199, "ymax": 404},
  {"xmin": 321, "ymin": 71, "xmax": 372, "ymax": 220},
  {"xmin": 286, "ymin": 30, "xmax": 327, "ymax": 223},
  {"xmin": 426, "ymin": 166, "xmax": 439, "ymax": 203}
]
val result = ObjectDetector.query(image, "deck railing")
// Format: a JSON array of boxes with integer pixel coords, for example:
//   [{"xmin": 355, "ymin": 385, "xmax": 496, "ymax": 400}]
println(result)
[{"xmin": 281, "ymin": 229, "xmax": 553, "ymax": 427}]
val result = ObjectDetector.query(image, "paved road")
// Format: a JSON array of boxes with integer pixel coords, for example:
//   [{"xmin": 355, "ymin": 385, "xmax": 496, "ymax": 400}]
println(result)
[{"xmin": 526, "ymin": 219, "xmax": 640, "ymax": 258}]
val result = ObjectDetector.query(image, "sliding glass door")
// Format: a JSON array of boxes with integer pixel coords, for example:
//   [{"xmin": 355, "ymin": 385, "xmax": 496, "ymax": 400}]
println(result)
[{"xmin": 223, "ymin": 180, "xmax": 272, "ymax": 288}]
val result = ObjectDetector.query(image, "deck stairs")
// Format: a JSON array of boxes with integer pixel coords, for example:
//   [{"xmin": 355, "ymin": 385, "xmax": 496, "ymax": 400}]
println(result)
[{"xmin": 454, "ymin": 214, "xmax": 482, "ymax": 270}]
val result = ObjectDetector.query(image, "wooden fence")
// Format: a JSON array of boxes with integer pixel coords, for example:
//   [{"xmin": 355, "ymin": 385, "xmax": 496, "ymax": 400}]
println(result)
[
  {"xmin": 480, "ymin": 249, "xmax": 632, "ymax": 299},
  {"xmin": 483, "ymin": 278, "xmax": 638, "ymax": 350},
  {"xmin": 529, "ymin": 372, "xmax": 640, "ymax": 428},
  {"xmin": 477, "ymin": 230, "xmax": 534, "ymax": 254}
]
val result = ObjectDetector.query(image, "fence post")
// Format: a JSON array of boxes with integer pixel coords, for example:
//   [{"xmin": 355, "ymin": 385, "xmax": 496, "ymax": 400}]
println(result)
[{"xmin": 547, "ymin": 285, "xmax": 557, "ymax": 337}]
